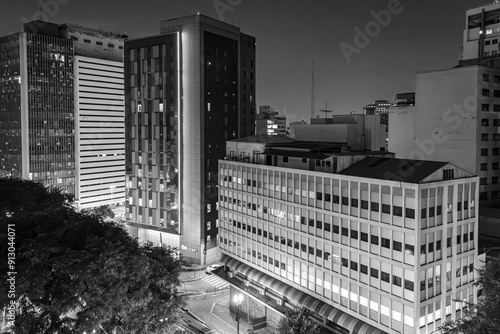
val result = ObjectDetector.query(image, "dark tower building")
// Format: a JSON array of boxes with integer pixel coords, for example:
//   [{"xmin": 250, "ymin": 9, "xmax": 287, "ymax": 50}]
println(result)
[{"xmin": 124, "ymin": 14, "xmax": 256, "ymax": 264}]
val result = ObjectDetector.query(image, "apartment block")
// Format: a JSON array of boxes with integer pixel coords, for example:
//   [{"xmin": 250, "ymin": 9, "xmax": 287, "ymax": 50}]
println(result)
[{"xmin": 217, "ymin": 148, "xmax": 478, "ymax": 333}]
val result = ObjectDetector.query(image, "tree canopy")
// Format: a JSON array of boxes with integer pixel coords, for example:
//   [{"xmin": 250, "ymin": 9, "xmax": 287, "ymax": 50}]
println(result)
[
  {"xmin": 439, "ymin": 254, "xmax": 500, "ymax": 334},
  {"xmin": 83, "ymin": 205, "xmax": 116, "ymax": 220},
  {"xmin": 276, "ymin": 306, "xmax": 321, "ymax": 334},
  {"xmin": 0, "ymin": 178, "xmax": 185, "ymax": 334}
]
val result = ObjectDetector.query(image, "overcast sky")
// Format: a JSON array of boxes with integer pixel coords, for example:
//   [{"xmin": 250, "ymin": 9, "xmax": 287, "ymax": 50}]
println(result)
[{"xmin": 2, "ymin": 0, "xmax": 485, "ymax": 123}]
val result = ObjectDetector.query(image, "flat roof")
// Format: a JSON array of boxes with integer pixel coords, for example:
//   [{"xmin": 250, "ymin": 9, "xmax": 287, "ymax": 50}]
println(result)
[
  {"xmin": 339, "ymin": 157, "xmax": 448, "ymax": 183},
  {"xmin": 228, "ymin": 134, "xmax": 294, "ymax": 144}
]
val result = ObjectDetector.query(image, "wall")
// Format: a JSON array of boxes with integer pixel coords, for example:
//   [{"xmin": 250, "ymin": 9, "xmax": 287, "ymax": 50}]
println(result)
[{"xmin": 388, "ymin": 106, "xmax": 416, "ymax": 158}]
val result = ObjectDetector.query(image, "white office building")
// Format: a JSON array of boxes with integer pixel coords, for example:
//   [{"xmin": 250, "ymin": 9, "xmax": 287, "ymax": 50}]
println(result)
[
  {"xmin": 74, "ymin": 56, "xmax": 125, "ymax": 208},
  {"xmin": 217, "ymin": 145, "xmax": 479, "ymax": 334}
]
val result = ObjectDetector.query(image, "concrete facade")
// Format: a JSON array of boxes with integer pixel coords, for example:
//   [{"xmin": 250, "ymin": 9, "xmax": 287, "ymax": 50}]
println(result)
[
  {"xmin": 218, "ymin": 153, "xmax": 479, "ymax": 334},
  {"xmin": 388, "ymin": 66, "xmax": 500, "ymax": 205}
]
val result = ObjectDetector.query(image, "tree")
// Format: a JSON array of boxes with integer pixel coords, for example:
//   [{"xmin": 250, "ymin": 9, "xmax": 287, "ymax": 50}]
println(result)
[
  {"xmin": 276, "ymin": 306, "xmax": 321, "ymax": 334},
  {"xmin": 83, "ymin": 205, "xmax": 115, "ymax": 220},
  {"xmin": 0, "ymin": 178, "xmax": 185, "ymax": 334},
  {"xmin": 439, "ymin": 255, "xmax": 500, "ymax": 334}
]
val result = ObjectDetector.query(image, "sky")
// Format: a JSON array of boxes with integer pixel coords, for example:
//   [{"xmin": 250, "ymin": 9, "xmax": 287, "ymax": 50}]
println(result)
[{"xmin": 1, "ymin": 0, "xmax": 486, "ymax": 123}]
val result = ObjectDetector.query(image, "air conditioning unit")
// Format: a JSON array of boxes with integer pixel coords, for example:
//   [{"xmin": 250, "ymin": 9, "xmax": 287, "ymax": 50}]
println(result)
[
  {"xmin": 327, "ymin": 255, "xmax": 331, "ymax": 261},
  {"xmin": 258, "ymin": 288, "xmax": 265, "ymax": 295},
  {"xmin": 244, "ymin": 280, "xmax": 250, "ymax": 287},
  {"xmin": 228, "ymin": 272, "xmax": 234, "ymax": 278},
  {"xmin": 277, "ymin": 299, "xmax": 283, "ymax": 306}
]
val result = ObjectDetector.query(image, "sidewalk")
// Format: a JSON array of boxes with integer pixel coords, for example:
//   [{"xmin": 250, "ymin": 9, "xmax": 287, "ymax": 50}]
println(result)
[
  {"xmin": 188, "ymin": 291, "xmax": 274, "ymax": 334},
  {"xmin": 179, "ymin": 268, "xmax": 206, "ymax": 282}
]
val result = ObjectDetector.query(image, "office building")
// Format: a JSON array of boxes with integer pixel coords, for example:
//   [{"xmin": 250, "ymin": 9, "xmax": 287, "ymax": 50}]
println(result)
[
  {"xmin": 363, "ymin": 100, "xmax": 392, "ymax": 115},
  {"xmin": 70, "ymin": 24, "xmax": 126, "ymax": 208},
  {"xmin": 0, "ymin": 25, "xmax": 76, "ymax": 194},
  {"xmin": 124, "ymin": 14, "xmax": 256, "ymax": 264},
  {"xmin": 256, "ymin": 105, "xmax": 286, "ymax": 136},
  {"xmin": 0, "ymin": 21, "xmax": 126, "ymax": 208},
  {"xmin": 217, "ymin": 140, "xmax": 479, "ymax": 334}
]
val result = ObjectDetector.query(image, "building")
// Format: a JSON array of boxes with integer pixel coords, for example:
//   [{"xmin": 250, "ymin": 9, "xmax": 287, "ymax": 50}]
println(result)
[
  {"xmin": 389, "ymin": 3, "xmax": 500, "ymax": 206},
  {"xmin": 217, "ymin": 141, "xmax": 479, "ymax": 334},
  {"xmin": 388, "ymin": 65, "xmax": 500, "ymax": 206},
  {"xmin": 256, "ymin": 105, "xmax": 287, "ymax": 136},
  {"xmin": 0, "ymin": 21, "xmax": 126, "ymax": 208},
  {"xmin": 288, "ymin": 120, "xmax": 307, "ymax": 139},
  {"xmin": 124, "ymin": 14, "xmax": 256, "ymax": 264},
  {"xmin": 462, "ymin": 1, "xmax": 500, "ymax": 63},
  {"xmin": 393, "ymin": 93, "xmax": 415, "ymax": 107},
  {"xmin": 363, "ymin": 100, "xmax": 392, "ymax": 115},
  {"xmin": 69, "ymin": 24, "xmax": 126, "ymax": 208},
  {"xmin": 294, "ymin": 114, "xmax": 388, "ymax": 152}
]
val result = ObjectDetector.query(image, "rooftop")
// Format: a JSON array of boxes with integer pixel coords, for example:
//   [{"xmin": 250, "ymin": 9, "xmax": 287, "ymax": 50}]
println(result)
[
  {"xmin": 339, "ymin": 157, "xmax": 449, "ymax": 183},
  {"xmin": 228, "ymin": 134, "xmax": 294, "ymax": 145}
]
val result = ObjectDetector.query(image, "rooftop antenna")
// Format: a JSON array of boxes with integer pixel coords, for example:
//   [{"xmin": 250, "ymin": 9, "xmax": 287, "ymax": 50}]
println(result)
[
  {"xmin": 311, "ymin": 60, "xmax": 315, "ymax": 119},
  {"xmin": 319, "ymin": 100, "xmax": 332, "ymax": 119}
]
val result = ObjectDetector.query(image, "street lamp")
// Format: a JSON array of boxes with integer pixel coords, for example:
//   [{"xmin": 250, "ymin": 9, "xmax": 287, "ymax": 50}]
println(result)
[
  {"xmin": 234, "ymin": 293, "xmax": 244, "ymax": 334},
  {"xmin": 109, "ymin": 185, "xmax": 115, "ymax": 205}
]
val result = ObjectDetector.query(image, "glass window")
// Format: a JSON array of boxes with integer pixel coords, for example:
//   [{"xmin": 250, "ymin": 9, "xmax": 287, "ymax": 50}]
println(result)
[{"xmin": 381, "ymin": 238, "xmax": 390, "ymax": 248}]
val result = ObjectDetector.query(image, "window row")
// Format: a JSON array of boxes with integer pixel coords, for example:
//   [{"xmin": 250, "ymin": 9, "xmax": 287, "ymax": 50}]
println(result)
[
  {"xmin": 480, "ymin": 133, "xmax": 500, "ymax": 140},
  {"xmin": 220, "ymin": 193, "xmax": 416, "ymax": 219},
  {"xmin": 221, "ymin": 214, "xmax": 415, "ymax": 256}
]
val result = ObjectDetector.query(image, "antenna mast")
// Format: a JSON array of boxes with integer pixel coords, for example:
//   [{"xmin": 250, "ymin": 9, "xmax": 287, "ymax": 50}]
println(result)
[{"xmin": 311, "ymin": 60, "xmax": 315, "ymax": 119}]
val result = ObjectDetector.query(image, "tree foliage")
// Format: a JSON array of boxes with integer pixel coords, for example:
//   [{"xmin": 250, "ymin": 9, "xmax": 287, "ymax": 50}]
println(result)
[
  {"xmin": 0, "ymin": 178, "xmax": 185, "ymax": 334},
  {"xmin": 83, "ymin": 205, "xmax": 116, "ymax": 220},
  {"xmin": 439, "ymin": 255, "xmax": 500, "ymax": 334},
  {"xmin": 276, "ymin": 306, "xmax": 321, "ymax": 334}
]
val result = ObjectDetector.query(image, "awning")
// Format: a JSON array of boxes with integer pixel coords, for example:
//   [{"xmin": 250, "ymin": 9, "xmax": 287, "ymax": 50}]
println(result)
[{"xmin": 222, "ymin": 255, "xmax": 387, "ymax": 334}]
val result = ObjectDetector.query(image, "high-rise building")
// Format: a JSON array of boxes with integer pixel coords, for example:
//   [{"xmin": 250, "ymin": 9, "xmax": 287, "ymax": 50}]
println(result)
[
  {"xmin": 0, "ymin": 26, "xmax": 76, "ymax": 193},
  {"xmin": 389, "ymin": 61, "xmax": 500, "ymax": 207},
  {"xmin": 389, "ymin": 3, "xmax": 500, "ymax": 206},
  {"xmin": 462, "ymin": 1, "xmax": 500, "ymax": 63},
  {"xmin": 256, "ymin": 105, "xmax": 286, "ymax": 136},
  {"xmin": 0, "ymin": 21, "xmax": 126, "ymax": 207},
  {"xmin": 68, "ymin": 24, "xmax": 126, "ymax": 209},
  {"xmin": 217, "ymin": 140, "xmax": 479, "ymax": 334},
  {"xmin": 124, "ymin": 14, "xmax": 256, "ymax": 264}
]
